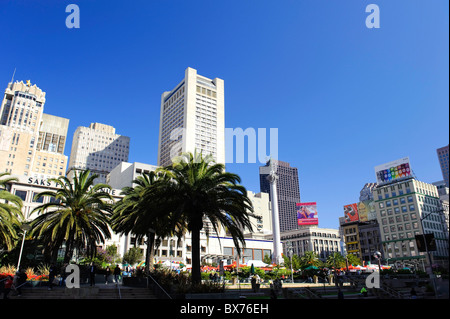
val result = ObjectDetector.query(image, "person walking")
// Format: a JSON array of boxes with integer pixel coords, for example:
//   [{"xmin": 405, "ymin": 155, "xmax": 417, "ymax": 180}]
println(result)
[
  {"xmin": 15, "ymin": 269, "xmax": 27, "ymax": 296},
  {"xmin": 360, "ymin": 286, "xmax": 368, "ymax": 297},
  {"xmin": 89, "ymin": 263, "xmax": 96, "ymax": 286},
  {"xmin": 48, "ymin": 264, "xmax": 57, "ymax": 291},
  {"xmin": 105, "ymin": 266, "xmax": 111, "ymax": 284},
  {"xmin": 12, "ymin": 271, "xmax": 20, "ymax": 296},
  {"xmin": 410, "ymin": 287, "xmax": 417, "ymax": 299},
  {"xmin": 114, "ymin": 265, "xmax": 121, "ymax": 284},
  {"xmin": 3, "ymin": 276, "xmax": 13, "ymax": 299},
  {"xmin": 59, "ymin": 264, "xmax": 67, "ymax": 286}
]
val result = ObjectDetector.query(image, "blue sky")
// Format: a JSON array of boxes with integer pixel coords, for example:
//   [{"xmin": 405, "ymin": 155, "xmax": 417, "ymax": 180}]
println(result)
[{"xmin": 1, "ymin": 0, "xmax": 448, "ymax": 229}]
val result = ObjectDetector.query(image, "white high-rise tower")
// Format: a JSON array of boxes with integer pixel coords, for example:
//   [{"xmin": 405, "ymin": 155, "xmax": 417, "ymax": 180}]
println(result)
[{"xmin": 157, "ymin": 67, "xmax": 225, "ymax": 166}]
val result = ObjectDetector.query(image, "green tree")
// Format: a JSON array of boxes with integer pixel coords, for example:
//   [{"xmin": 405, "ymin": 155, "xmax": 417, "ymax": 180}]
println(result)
[
  {"xmin": 283, "ymin": 254, "xmax": 302, "ymax": 270},
  {"xmin": 122, "ymin": 246, "xmax": 144, "ymax": 266},
  {"xmin": 263, "ymin": 253, "xmax": 272, "ymax": 265},
  {"xmin": 292, "ymin": 254, "xmax": 301, "ymax": 270},
  {"xmin": 326, "ymin": 252, "xmax": 346, "ymax": 269},
  {"xmin": 161, "ymin": 152, "xmax": 255, "ymax": 284},
  {"xmin": 346, "ymin": 254, "xmax": 362, "ymax": 267},
  {"xmin": 105, "ymin": 244, "xmax": 121, "ymax": 264},
  {"xmin": 111, "ymin": 171, "xmax": 183, "ymax": 274},
  {"xmin": 29, "ymin": 170, "xmax": 113, "ymax": 263},
  {"xmin": 0, "ymin": 172, "xmax": 23, "ymax": 251}
]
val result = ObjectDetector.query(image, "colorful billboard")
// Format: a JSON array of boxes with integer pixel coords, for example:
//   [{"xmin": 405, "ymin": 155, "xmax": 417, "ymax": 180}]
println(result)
[
  {"xmin": 357, "ymin": 200, "xmax": 375, "ymax": 222},
  {"xmin": 344, "ymin": 203, "xmax": 359, "ymax": 223},
  {"xmin": 374, "ymin": 157, "xmax": 412, "ymax": 186},
  {"xmin": 296, "ymin": 202, "xmax": 318, "ymax": 226}
]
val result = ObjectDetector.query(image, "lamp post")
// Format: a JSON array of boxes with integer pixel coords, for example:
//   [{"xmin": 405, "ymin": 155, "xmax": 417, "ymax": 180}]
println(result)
[
  {"xmin": 373, "ymin": 251, "xmax": 382, "ymax": 273},
  {"xmin": 169, "ymin": 239, "xmax": 174, "ymax": 271},
  {"xmin": 17, "ymin": 224, "xmax": 31, "ymax": 271},
  {"xmin": 286, "ymin": 242, "xmax": 294, "ymax": 283}
]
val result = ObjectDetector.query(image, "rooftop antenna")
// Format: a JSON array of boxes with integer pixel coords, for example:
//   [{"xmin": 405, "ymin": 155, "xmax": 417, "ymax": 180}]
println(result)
[{"xmin": 10, "ymin": 68, "xmax": 16, "ymax": 84}]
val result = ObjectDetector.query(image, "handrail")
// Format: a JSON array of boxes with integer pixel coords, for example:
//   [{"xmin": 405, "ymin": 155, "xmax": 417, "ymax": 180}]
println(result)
[
  {"xmin": 303, "ymin": 287, "xmax": 322, "ymax": 299},
  {"xmin": 147, "ymin": 274, "xmax": 172, "ymax": 299},
  {"xmin": 380, "ymin": 281, "xmax": 403, "ymax": 299},
  {"xmin": 116, "ymin": 275, "xmax": 122, "ymax": 299}
]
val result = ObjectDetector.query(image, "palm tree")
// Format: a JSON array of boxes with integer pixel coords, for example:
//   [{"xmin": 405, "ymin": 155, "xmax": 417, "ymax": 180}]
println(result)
[
  {"xmin": 111, "ymin": 171, "xmax": 184, "ymax": 274},
  {"xmin": 346, "ymin": 253, "xmax": 362, "ymax": 267},
  {"xmin": 300, "ymin": 251, "xmax": 320, "ymax": 268},
  {"xmin": 161, "ymin": 152, "xmax": 255, "ymax": 284},
  {"xmin": 29, "ymin": 170, "xmax": 113, "ymax": 263},
  {"xmin": 0, "ymin": 172, "xmax": 23, "ymax": 251},
  {"xmin": 326, "ymin": 252, "xmax": 346, "ymax": 270}
]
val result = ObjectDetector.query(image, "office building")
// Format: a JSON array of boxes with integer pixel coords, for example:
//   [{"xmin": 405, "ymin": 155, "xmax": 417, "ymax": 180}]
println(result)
[
  {"xmin": 107, "ymin": 161, "xmax": 158, "ymax": 190},
  {"xmin": 359, "ymin": 182, "xmax": 377, "ymax": 201},
  {"xmin": 244, "ymin": 191, "xmax": 273, "ymax": 236},
  {"xmin": 372, "ymin": 178, "xmax": 449, "ymax": 269},
  {"xmin": 259, "ymin": 160, "xmax": 301, "ymax": 232},
  {"xmin": 340, "ymin": 219, "xmax": 383, "ymax": 264},
  {"xmin": 433, "ymin": 180, "xmax": 449, "ymax": 252},
  {"xmin": 0, "ymin": 80, "xmax": 69, "ymax": 179},
  {"xmin": 437, "ymin": 145, "xmax": 449, "ymax": 187},
  {"xmin": 157, "ymin": 67, "xmax": 225, "ymax": 166},
  {"xmin": 279, "ymin": 227, "xmax": 341, "ymax": 261},
  {"xmin": 67, "ymin": 122, "xmax": 130, "ymax": 184}
]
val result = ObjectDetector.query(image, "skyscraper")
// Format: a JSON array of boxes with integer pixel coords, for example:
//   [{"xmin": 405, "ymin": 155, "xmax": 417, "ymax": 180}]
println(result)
[
  {"xmin": 437, "ymin": 145, "xmax": 449, "ymax": 187},
  {"xmin": 260, "ymin": 160, "xmax": 301, "ymax": 232},
  {"xmin": 157, "ymin": 67, "xmax": 225, "ymax": 166},
  {"xmin": 67, "ymin": 122, "xmax": 130, "ymax": 184},
  {"xmin": 0, "ymin": 80, "xmax": 69, "ymax": 179}
]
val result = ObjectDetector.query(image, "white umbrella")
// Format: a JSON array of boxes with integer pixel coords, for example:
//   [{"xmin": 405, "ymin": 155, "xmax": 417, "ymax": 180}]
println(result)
[{"xmin": 245, "ymin": 260, "xmax": 268, "ymax": 267}]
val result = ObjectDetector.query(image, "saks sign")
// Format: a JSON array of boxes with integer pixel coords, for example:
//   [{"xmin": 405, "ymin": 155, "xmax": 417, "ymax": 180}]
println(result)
[
  {"xmin": 26, "ymin": 177, "xmax": 58, "ymax": 188},
  {"xmin": 24, "ymin": 177, "xmax": 120, "ymax": 196}
]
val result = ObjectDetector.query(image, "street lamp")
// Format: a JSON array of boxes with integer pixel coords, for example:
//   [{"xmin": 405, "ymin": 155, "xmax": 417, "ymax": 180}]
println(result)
[
  {"xmin": 169, "ymin": 239, "xmax": 174, "ymax": 270},
  {"xmin": 17, "ymin": 224, "xmax": 31, "ymax": 271},
  {"xmin": 285, "ymin": 242, "xmax": 294, "ymax": 283},
  {"xmin": 373, "ymin": 251, "xmax": 382, "ymax": 273}
]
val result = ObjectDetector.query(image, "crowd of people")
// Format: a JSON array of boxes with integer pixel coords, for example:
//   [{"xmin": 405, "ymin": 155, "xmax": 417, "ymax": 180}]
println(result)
[{"xmin": 0, "ymin": 263, "xmax": 141, "ymax": 298}]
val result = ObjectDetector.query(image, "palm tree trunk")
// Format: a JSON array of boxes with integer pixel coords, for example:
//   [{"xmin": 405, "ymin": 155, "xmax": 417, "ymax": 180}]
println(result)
[
  {"xmin": 48, "ymin": 244, "xmax": 58, "ymax": 264},
  {"xmin": 63, "ymin": 240, "xmax": 72, "ymax": 264},
  {"xmin": 191, "ymin": 226, "xmax": 202, "ymax": 285},
  {"xmin": 145, "ymin": 231, "xmax": 155, "ymax": 275},
  {"xmin": 63, "ymin": 229, "xmax": 76, "ymax": 264}
]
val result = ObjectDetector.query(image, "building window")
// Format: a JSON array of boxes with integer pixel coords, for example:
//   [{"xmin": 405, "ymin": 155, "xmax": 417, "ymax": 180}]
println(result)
[{"xmin": 15, "ymin": 190, "xmax": 27, "ymax": 201}]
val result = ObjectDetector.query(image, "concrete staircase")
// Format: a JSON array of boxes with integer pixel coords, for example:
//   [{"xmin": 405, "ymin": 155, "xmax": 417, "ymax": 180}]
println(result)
[{"xmin": 7, "ymin": 285, "xmax": 157, "ymax": 299}]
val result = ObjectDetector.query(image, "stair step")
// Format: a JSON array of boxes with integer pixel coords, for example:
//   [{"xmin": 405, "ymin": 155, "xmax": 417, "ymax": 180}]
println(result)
[{"xmin": 7, "ymin": 286, "xmax": 157, "ymax": 299}]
